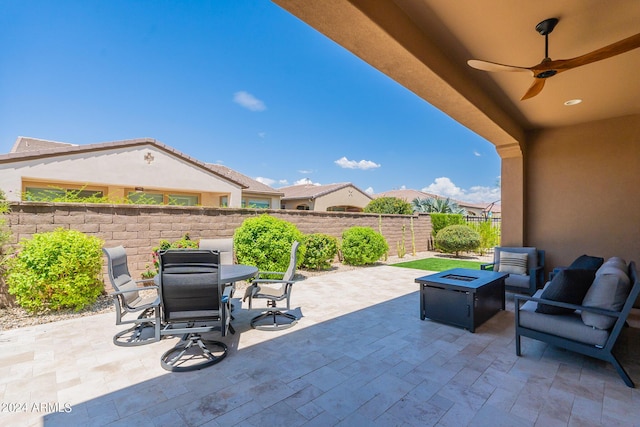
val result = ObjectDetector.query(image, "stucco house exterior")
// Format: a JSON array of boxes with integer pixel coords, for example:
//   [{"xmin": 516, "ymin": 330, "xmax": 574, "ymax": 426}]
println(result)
[
  {"xmin": 279, "ymin": 182, "xmax": 372, "ymax": 212},
  {"xmin": 0, "ymin": 136, "xmax": 282, "ymax": 208},
  {"xmin": 375, "ymin": 189, "xmax": 501, "ymax": 218}
]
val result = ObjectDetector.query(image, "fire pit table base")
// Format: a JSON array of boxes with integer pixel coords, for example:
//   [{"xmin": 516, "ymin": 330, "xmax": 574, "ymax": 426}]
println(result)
[{"xmin": 416, "ymin": 268, "xmax": 508, "ymax": 332}]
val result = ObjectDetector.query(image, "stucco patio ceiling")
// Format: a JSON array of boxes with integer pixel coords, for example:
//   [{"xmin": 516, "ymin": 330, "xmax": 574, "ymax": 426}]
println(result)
[{"xmin": 273, "ymin": 0, "xmax": 640, "ymax": 153}]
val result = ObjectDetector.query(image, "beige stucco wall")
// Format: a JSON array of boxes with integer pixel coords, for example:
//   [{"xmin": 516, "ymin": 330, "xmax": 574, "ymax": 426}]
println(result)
[
  {"xmin": 525, "ymin": 114, "xmax": 640, "ymax": 270},
  {"xmin": 0, "ymin": 145, "xmax": 243, "ymax": 207},
  {"xmin": 314, "ymin": 186, "xmax": 371, "ymax": 211}
]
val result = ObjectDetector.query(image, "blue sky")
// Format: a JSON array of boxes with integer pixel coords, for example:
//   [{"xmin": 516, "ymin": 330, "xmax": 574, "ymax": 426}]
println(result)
[{"xmin": 0, "ymin": 1, "xmax": 501, "ymax": 204}]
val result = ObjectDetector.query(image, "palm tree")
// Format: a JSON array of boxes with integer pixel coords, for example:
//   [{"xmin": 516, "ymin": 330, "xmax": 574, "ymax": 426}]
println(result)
[{"xmin": 412, "ymin": 197, "xmax": 466, "ymax": 215}]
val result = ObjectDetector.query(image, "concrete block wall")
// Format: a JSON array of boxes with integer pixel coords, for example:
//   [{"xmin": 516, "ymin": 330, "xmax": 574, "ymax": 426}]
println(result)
[{"xmin": 2, "ymin": 202, "xmax": 432, "ymax": 304}]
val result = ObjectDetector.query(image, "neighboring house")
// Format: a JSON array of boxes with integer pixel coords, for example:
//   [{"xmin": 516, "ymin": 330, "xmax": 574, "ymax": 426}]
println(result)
[
  {"xmin": 279, "ymin": 182, "xmax": 372, "ymax": 212},
  {"xmin": 375, "ymin": 189, "xmax": 501, "ymax": 218},
  {"xmin": 0, "ymin": 136, "xmax": 281, "ymax": 208},
  {"xmin": 206, "ymin": 163, "xmax": 283, "ymax": 209}
]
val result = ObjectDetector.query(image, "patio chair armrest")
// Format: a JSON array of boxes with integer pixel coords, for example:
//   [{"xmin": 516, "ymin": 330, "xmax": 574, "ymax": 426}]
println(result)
[
  {"xmin": 480, "ymin": 263, "xmax": 495, "ymax": 271},
  {"xmin": 514, "ymin": 295, "xmax": 623, "ymax": 319},
  {"xmin": 221, "ymin": 285, "xmax": 233, "ymax": 303},
  {"xmin": 252, "ymin": 278, "xmax": 296, "ymax": 285},
  {"xmin": 136, "ymin": 278, "xmax": 156, "ymax": 286},
  {"xmin": 109, "ymin": 285, "xmax": 159, "ymax": 296}
]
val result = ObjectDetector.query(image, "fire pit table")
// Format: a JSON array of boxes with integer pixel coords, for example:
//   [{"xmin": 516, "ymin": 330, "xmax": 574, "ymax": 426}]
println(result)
[{"xmin": 416, "ymin": 268, "xmax": 509, "ymax": 332}]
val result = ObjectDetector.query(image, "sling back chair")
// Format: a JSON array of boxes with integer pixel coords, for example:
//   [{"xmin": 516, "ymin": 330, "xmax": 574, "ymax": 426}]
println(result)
[
  {"xmin": 158, "ymin": 249, "xmax": 233, "ymax": 372},
  {"xmin": 244, "ymin": 241, "xmax": 300, "ymax": 331},
  {"xmin": 103, "ymin": 246, "xmax": 161, "ymax": 346}
]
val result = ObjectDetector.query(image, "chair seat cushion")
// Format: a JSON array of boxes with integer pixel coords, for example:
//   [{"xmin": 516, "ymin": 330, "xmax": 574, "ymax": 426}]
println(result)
[
  {"xmin": 498, "ymin": 251, "xmax": 529, "ymax": 275},
  {"xmin": 505, "ymin": 274, "xmax": 530, "ymax": 289},
  {"xmin": 520, "ymin": 294, "xmax": 610, "ymax": 347},
  {"xmin": 535, "ymin": 268, "xmax": 595, "ymax": 315}
]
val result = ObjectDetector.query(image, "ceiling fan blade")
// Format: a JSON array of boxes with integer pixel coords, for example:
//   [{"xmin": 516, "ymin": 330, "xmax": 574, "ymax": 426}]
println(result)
[
  {"xmin": 553, "ymin": 32, "xmax": 640, "ymax": 71},
  {"xmin": 467, "ymin": 59, "xmax": 531, "ymax": 73},
  {"xmin": 521, "ymin": 78, "xmax": 546, "ymax": 100}
]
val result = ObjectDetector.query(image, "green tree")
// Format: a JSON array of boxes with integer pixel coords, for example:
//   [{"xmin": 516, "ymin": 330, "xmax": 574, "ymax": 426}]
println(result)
[{"xmin": 364, "ymin": 197, "xmax": 412, "ymax": 215}]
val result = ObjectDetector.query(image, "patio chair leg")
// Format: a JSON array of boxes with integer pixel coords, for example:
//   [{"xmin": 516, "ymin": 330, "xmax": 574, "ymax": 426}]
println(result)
[
  {"xmin": 160, "ymin": 334, "xmax": 228, "ymax": 372},
  {"xmin": 250, "ymin": 310, "xmax": 298, "ymax": 331}
]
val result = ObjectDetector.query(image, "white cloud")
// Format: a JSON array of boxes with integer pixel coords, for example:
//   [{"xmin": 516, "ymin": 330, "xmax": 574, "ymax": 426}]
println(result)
[
  {"xmin": 334, "ymin": 156, "xmax": 381, "ymax": 170},
  {"xmin": 297, "ymin": 169, "xmax": 313, "ymax": 174},
  {"xmin": 422, "ymin": 176, "xmax": 500, "ymax": 204},
  {"xmin": 294, "ymin": 178, "xmax": 320, "ymax": 185},
  {"xmin": 233, "ymin": 91, "xmax": 266, "ymax": 111},
  {"xmin": 473, "ymin": 151, "xmax": 481, "ymax": 157},
  {"xmin": 278, "ymin": 179, "xmax": 289, "ymax": 185},
  {"xmin": 365, "ymin": 186, "xmax": 374, "ymax": 194},
  {"xmin": 255, "ymin": 176, "xmax": 276, "ymax": 186}
]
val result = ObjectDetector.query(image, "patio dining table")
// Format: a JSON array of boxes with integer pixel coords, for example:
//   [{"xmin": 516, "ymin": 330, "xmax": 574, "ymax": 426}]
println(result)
[{"xmin": 154, "ymin": 264, "xmax": 258, "ymax": 286}]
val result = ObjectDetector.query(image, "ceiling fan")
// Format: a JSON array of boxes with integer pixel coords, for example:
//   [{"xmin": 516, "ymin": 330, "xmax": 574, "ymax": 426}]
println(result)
[{"xmin": 467, "ymin": 18, "xmax": 640, "ymax": 100}]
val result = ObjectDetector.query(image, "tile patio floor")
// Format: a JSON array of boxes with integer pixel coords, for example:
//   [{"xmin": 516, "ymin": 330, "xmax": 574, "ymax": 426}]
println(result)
[{"xmin": 1, "ymin": 265, "xmax": 640, "ymax": 426}]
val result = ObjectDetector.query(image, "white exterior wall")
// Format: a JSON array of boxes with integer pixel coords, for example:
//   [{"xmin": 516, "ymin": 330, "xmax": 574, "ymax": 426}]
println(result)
[{"xmin": 0, "ymin": 145, "xmax": 243, "ymax": 206}]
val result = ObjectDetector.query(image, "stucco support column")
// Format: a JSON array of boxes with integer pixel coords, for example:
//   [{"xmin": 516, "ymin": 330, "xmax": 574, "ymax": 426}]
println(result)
[{"xmin": 497, "ymin": 143, "xmax": 525, "ymax": 246}]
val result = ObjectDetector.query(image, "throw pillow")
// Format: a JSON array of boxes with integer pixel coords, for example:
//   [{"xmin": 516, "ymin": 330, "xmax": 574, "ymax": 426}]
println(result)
[
  {"xmin": 581, "ymin": 273, "xmax": 631, "ymax": 329},
  {"xmin": 535, "ymin": 268, "xmax": 595, "ymax": 315},
  {"xmin": 598, "ymin": 257, "xmax": 627, "ymax": 273},
  {"xmin": 568, "ymin": 254, "xmax": 604, "ymax": 271},
  {"xmin": 498, "ymin": 251, "xmax": 528, "ymax": 275}
]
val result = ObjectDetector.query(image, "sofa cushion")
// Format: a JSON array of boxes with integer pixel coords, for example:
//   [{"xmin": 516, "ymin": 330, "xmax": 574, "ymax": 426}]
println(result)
[
  {"xmin": 568, "ymin": 254, "xmax": 604, "ymax": 271},
  {"xmin": 520, "ymin": 292, "xmax": 610, "ymax": 347},
  {"xmin": 535, "ymin": 268, "xmax": 595, "ymax": 315},
  {"xmin": 582, "ymin": 272, "xmax": 632, "ymax": 330},
  {"xmin": 498, "ymin": 251, "xmax": 528, "ymax": 275},
  {"xmin": 600, "ymin": 257, "xmax": 627, "ymax": 271}
]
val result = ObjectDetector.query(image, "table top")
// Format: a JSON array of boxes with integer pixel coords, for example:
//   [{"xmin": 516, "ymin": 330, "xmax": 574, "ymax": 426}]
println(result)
[
  {"xmin": 154, "ymin": 264, "xmax": 258, "ymax": 285},
  {"xmin": 415, "ymin": 268, "xmax": 509, "ymax": 290},
  {"xmin": 220, "ymin": 264, "xmax": 258, "ymax": 282}
]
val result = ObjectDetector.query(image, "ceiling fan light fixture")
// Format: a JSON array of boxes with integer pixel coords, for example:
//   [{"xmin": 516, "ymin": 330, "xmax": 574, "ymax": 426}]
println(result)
[{"xmin": 564, "ymin": 99, "xmax": 582, "ymax": 106}]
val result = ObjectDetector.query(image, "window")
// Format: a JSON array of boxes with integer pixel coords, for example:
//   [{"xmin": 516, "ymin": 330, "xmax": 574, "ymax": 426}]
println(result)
[
  {"xmin": 296, "ymin": 204, "xmax": 310, "ymax": 210},
  {"xmin": 25, "ymin": 186, "xmax": 104, "ymax": 201},
  {"xmin": 242, "ymin": 198, "xmax": 270, "ymax": 209},
  {"xmin": 127, "ymin": 191, "xmax": 164, "ymax": 204},
  {"xmin": 220, "ymin": 196, "xmax": 228, "ymax": 207},
  {"xmin": 168, "ymin": 194, "xmax": 199, "ymax": 206}
]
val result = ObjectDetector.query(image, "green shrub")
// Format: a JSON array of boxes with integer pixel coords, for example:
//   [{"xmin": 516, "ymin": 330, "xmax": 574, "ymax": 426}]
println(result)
[
  {"xmin": 364, "ymin": 197, "xmax": 412, "ymax": 214},
  {"xmin": 466, "ymin": 220, "xmax": 500, "ymax": 255},
  {"xmin": 233, "ymin": 214, "xmax": 305, "ymax": 273},
  {"xmin": 7, "ymin": 228, "xmax": 104, "ymax": 313},
  {"xmin": 434, "ymin": 225, "xmax": 480, "ymax": 257},
  {"xmin": 430, "ymin": 213, "xmax": 465, "ymax": 237},
  {"xmin": 301, "ymin": 233, "xmax": 338, "ymax": 270},
  {"xmin": 341, "ymin": 226, "xmax": 388, "ymax": 266}
]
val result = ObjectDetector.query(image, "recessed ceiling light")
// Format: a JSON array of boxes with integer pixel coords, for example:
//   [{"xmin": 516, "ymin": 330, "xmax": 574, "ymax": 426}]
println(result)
[{"xmin": 564, "ymin": 99, "xmax": 582, "ymax": 106}]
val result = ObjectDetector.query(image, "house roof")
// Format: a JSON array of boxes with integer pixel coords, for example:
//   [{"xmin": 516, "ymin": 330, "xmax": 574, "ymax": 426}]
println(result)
[
  {"xmin": 375, "ymin": 189, "xmax": 501, "ymax": 214},
  {"xmin": 10, "ymin": 136, "xmax": 76, "ymax": 153},
  {"xmin": 1, "ymin": 136, "xmax": 248, "ymax": 189},
  {"xmin": 206, "ymin": 164, "xmax": 283, "ymax": 196},
  {"xmin": 279, "ymin": 182, "xmax": 372, "ymax": 201}
]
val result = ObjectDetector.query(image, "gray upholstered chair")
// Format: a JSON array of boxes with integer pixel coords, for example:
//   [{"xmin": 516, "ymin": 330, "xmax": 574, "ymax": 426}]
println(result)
[
  {"xmin": 158, "ymin": 249, "xmax": 232, "ymax": 371},
  {"xmin": 481, "ymin": 246, "xmax": 545, "ymax": 295},
  {"xmin": 244, "ymin": 241, "xmax": 300, "ymax": 330},
  {"xmin": 103, "ymin": 246, "xmax": 161, "ymax": 346}
]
